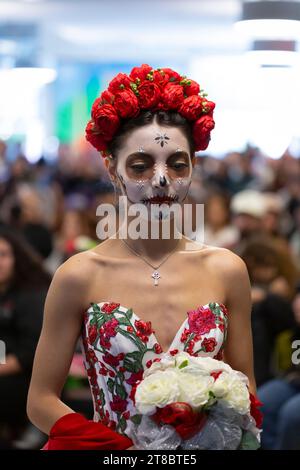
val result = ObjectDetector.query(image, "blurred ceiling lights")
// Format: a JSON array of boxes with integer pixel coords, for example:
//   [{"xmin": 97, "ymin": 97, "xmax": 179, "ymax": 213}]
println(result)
[
  {"xmin": 235, "ymin": 1, "xmax": 300, "ymax": 39},
  {"xmin": 235, "ymin": 1, "xmax": 300, "ymax": 67},
  {"xmin": 246, "ymin": 39, "xmax": 300, "ymax": 66},
  {"xmin": 0, "ymin": 67, "xmax": 57, "ymax": 87}
]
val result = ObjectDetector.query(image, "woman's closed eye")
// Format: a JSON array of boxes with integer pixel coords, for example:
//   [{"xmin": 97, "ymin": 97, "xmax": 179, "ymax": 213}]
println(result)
[
  {"xmin": 131, "ymin": 162, "xmax": 188, "ymax": 172},
  {"xmin": 172, "ymin": 162, "xmax": 189, "ymax": 170},
  {"xmin": 130, "ymin": 164, "xmax": 149, "ymax": 173}
]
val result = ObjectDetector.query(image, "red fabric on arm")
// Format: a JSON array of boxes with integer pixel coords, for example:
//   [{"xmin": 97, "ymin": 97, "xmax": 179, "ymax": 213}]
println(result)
[{"xmin": 41, "ymin": 412, "xmax": 133, "ymax": 450}]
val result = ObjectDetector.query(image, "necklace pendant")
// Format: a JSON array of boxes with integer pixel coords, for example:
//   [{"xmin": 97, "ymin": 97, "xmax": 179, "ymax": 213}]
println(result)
[{"xmin": 152, "ymin": 271, "xmax": 161, "ymax": 286}]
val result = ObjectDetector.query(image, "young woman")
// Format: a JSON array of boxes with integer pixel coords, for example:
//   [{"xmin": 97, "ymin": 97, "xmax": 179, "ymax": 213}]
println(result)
[
  {"xmin": 0, "ymin": 225, "xmax": 51, "ymax": 434},
  {"xmin": 27, "ymin": 64, "xmax": 257, "ymax": 450}
]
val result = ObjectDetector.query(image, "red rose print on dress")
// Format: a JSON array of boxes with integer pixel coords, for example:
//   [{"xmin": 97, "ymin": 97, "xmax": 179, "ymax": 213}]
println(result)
[
  {"xmin": 88, "ymin": 325, "xmax": 98, "ymax": 344},
  {"xmin": 110, "ymin": 396, "xmax": 128, "ymax": 414},
  {"xmin": 126, "ymin": 370, "xmax": 144, "ymax": 386},
  {"xmin": 102, "ymin": 318, "xmax": 119, "ymax": 339},
  {"xmin": 101, "ymin": 302, "xmax": 120, "ymax": 314},
  {"xmin": 103, "ymin": 352, "xmax": 122, "ymax": 368},
  {"xmin": 201, "ymin": 337, "xmax": 217, "ymax": 353},
  {"xmin": 188, "ymin": 306, "xmax": 217, "ymax": 335}
]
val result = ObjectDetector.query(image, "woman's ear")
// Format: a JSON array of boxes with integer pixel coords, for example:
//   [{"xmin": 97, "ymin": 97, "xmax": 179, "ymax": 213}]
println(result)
[{"xmin": 104, "ymin": 156, "xmax": 117, "ymax": 182}]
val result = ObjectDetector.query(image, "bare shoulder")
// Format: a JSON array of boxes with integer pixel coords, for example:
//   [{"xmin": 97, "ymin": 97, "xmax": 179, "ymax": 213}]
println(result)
[
  {"xmin": 205, "ymin": 246, "xmax": 251, "ymax": 309},
  {"xmin": 54, "ymin": 250, "xmax": 97, "ymax": 285},
  {"xmin": 49, "ymin": 250, "xmax": 100, "ymax": 311},
  {"xmin": 199, "ymin": 245, "xmax": 246, "ymax": 274}
]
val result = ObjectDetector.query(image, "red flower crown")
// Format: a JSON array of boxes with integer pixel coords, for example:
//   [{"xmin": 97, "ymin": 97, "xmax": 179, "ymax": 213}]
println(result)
[{"xmin": 85, "ymin": 63, "xmax": 216, "ymax": 158}]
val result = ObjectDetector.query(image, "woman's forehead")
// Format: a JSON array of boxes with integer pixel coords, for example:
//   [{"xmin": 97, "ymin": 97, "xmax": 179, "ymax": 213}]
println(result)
[{"xmin": 121, "ymin": 122, "xmax": 190, "ymax": 153}]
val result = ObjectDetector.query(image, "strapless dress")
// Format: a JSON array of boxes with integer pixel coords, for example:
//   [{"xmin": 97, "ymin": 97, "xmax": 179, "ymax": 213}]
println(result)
[{"xmin": 80, "ymin": 300, "xmax": 228, "ymax": 440}]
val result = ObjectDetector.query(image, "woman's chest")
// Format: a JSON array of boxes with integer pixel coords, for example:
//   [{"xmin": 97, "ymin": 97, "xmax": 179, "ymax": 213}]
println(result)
[{"xmin": 85, "ymin": 256, "xmax": 226, "ymax": 352}]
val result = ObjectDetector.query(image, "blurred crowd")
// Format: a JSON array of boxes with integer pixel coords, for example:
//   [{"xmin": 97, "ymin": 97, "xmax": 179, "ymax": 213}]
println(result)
[{"xmin": 0, "ymin": 139, "xmax": 300, "ymax": 449}]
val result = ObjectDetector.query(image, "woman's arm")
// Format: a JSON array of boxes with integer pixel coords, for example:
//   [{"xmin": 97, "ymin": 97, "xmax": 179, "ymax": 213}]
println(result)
[
  {"xmin": 27, "ymin": 253, "xmax": 89, "ymax": 435},
  {"xmin": 217, "ymin": 249, "xmax": 257, "ymax": 396}
]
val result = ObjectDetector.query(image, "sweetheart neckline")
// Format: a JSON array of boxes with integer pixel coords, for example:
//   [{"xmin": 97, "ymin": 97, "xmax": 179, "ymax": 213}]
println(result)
[{"xmin": 84, "ymin": 300, "xmax": 228, "ymax": 354}]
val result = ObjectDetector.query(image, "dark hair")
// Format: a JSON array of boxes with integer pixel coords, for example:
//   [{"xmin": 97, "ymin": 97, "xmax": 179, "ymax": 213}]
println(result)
[
  {"xmin": 0, "ymin": 225, "xmax": 52, "ymax": 290},
  {"xmin": 107, "ymin": 110, "xmax": 195, "ymax": 159}
]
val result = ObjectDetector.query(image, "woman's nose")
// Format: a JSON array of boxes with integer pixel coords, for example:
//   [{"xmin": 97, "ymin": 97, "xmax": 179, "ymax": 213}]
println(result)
[
  {"xmin": 160, "ymin": 175, "xmax": 167, "ymax": 187},
  {"xmin": 152, "ymin": 173, "xmax": 170, "ymax": 188}
]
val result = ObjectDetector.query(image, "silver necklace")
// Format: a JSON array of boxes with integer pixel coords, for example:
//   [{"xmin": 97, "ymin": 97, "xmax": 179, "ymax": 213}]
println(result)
[{"xmin": 121, "ymin": 237, "xmax": 180, "ymax": 287}]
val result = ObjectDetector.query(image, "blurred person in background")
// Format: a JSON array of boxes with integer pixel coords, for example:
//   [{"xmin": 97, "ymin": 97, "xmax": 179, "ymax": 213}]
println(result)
[
  {"xmin": 223, "ymin": 151, "xmax": 255, "ymax": 195},
  {"xmin": 258, "ymin": 286, "xmax": 300, "ymax": 450},
  {"xmin": 0, "ymin": 183, "xmax": 53, "ymax": 262},
  {"xmin": 261, "ymin": 192, "xmax": 285, "ymax": 240},
  {"xmin": 50, "ymin": 199, "xmax": 97, "ymax": 269},
  {"xmin": 230, "ymin": 189, "xmax": 268, "ymax": 246},
  {"xmin": 0, "ymin": 225, "xmax": 51, "ymax": 448},
  {"xmin": 239, "ymin": 235, "xmax": 298, "ymax": 386},
  {"xmin": 204, "ymin": 191, "xmax": 239, "ymax": 249},
  {"xmin": 289, "ymin": 200, "xmax": 300, "ymax": 272}
]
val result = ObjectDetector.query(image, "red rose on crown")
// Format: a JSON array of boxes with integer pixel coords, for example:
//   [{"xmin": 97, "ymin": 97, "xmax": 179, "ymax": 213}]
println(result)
[
  {"xmin": 184, "ymin": 79, "xmax": 200, "ymax": 96},
  {"xmin": 193, "ymin": 115, "xmax": 215, "ymax": 151},
  {"xmin": 114, "ymin": 89, "xmax": 139, "ymax": 118},
  {"xmin": 179, "ymin": 95, "xmax": 204, "ymax": 121},
  {"xmin": 130, "ymin": 63, "xmax": 153, "ymax": 82},
  {"xmin": 85, "ymin": 120, "xmax": 107, "ymax": 152},
  {"xmin": 137, "ymin": 81, "xmax": 161, "ymax": 109},
  {"xmin": 152, "ymin": 69, "xmax": 170, "ymax": 90},
  {"xmin": 202, "ymin": 100, "xmax": 216, "ymax": 115},
  {"xmin": 162, "ymin": 82, "xmax": 185, "ymax": 110},
  {"xmin": 161, "ymin": 67, "xmax": 182, "ymax": 83},
  {"xmin": 85, "ymin": 63, "xmax": 216, "ymax": 157},
  {"xmin": 108, "ymin": 73, "xmax": 131, "ymax": 94},
  {"xmin": 91, "ymin": 104, "xmax": 120, "ymax": 140},
  {"xmin": 99, "ymin": 90, "xmax": 115, "ymax": 105}
]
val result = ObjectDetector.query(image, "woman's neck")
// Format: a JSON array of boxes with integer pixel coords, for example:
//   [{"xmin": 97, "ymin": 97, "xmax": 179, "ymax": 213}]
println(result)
[{"xmin": 116, "ymin": 218, "xmax": 185, "ymax": 260}]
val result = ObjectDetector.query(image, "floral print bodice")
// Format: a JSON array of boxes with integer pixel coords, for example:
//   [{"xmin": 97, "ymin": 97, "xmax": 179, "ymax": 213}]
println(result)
[{"xmin": 80, "ymin": 300, "xmax": 228, "ymax": 440}]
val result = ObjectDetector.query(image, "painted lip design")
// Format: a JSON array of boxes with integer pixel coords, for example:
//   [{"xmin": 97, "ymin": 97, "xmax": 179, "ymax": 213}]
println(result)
[{"xmin": 142, "ymin": 194, "xmax": 179, "ymax": 205}]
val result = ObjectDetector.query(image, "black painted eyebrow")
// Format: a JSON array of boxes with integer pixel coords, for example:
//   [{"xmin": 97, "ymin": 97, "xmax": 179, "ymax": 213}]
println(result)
[{"xmin": 126, "ymin": 150, "xmax": 190, "ymax": 161}]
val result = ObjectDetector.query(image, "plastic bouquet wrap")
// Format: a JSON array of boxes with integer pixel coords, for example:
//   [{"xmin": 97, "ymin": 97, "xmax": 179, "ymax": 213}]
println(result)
[{"xmin": 130, "ymin": 352, "xmax": 263, "ymax": 450}]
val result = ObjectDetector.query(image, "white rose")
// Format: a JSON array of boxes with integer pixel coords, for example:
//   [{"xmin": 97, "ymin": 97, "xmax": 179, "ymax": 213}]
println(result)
[
  {"xmin": 212, "ymin": 372, "xmax": 233, "ymax": 398},
  {"xmin": 135, "ymin": 370, "xmax": 180, "ymax": 415},
  {"xmin": 143, "ymin": 355, "xmax": 176, "ymax": 379},
  {"xmin": 193, "ymin": 357, "xmax": 233, "ymax": 374},
  {"xmin": 175, "ymin": 353, "xmax": 233, "ymax": 375},
  {"xmin": 225, "ymin": 379, "xmax": 250, "ymax": 414},
  {"xmin": 178, "ymin": 373, "xmax": 214, "ymax": 409},
  {"xmin": 213, "ymin": 372, "xmax": 250, "ymax": 414}
]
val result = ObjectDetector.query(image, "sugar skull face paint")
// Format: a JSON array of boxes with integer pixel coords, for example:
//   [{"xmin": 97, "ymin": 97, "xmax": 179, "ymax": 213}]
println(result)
[{"xmin": 112, "ymin": 121, "xmax": 194, "ymax": 218}]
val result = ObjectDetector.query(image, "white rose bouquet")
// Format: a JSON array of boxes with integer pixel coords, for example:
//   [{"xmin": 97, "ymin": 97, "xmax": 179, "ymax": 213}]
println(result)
[{"xmin": 131, "ymin": 352, "xmax": 262, "ymax": 450}]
